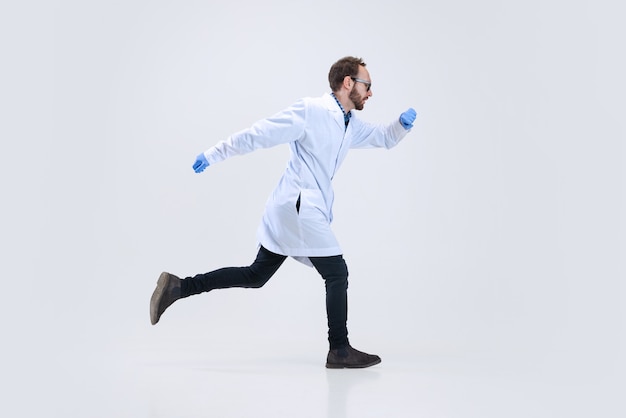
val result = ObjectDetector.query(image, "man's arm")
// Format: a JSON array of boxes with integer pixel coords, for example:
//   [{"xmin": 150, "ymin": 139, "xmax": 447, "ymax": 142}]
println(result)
[
  {"xmin": 195, "ymin": 99, "xmax": 307, "ymax": 172},
  {"xmin": 348, "ymin": 108, "xmax": 417, "ymax": 150}
]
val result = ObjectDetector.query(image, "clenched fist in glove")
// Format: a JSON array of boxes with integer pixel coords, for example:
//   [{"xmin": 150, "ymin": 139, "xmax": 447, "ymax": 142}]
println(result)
[
  {"xmin": 193, "ymin": 153, "xmax": 209, "ymax": 173},
  {"xmin": 399, "ymin": 108, "xmax": 417, "ymax": 130}
]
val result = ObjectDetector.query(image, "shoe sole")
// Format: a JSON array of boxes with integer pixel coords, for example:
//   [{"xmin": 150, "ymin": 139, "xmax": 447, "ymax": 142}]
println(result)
[
  {"xmin": 150, "ymin": 272, "xmax": 170, "ymax": 325},
  {"xmin": 325, "ymin": 357, "xmax": 382, "ymax": 369}
]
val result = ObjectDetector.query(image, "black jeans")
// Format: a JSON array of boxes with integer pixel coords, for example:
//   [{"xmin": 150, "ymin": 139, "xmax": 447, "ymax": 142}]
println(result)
[{"xmin": 180, "ymin": 246, "xmax": 349, "ymax": 349}]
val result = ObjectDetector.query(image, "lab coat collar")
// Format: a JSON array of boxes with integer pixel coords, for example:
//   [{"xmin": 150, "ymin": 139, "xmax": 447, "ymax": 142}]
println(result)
[{"xmin": 323, "ymin": 93, "xmax": 350, "ymax": 131}]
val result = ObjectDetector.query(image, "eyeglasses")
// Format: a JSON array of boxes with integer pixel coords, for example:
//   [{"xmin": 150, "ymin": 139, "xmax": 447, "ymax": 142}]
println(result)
[{"xmin": 351, "ymin": 77, "xmax": 372, "ymax": 92}]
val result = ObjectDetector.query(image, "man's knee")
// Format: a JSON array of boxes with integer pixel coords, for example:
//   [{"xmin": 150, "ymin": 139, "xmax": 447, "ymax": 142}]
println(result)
[
  {"xmin": 244, "ymin": 269, "xmax": 272, "ymax": 288},
  {"xmin": 312, "ymin": 256, "xmax": 349, "ymax": 284}
]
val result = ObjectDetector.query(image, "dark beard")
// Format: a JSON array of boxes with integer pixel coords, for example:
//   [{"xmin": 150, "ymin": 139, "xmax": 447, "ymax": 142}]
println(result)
[{"xmin": 349, "ymin": 87, "xmax": 364, "ymax": 111}]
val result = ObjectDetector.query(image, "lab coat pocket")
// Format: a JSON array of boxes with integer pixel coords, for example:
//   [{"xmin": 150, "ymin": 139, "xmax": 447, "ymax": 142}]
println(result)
[
  {"xmin": 299, "ymin": 189, "xmax": 326, "ymax": 221},
  {"xmin": 296, "ymin": 192, "xmax": 301, "ymax": 214}
]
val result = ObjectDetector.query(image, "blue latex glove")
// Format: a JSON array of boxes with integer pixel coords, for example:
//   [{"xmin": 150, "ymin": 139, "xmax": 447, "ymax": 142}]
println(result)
[
  {"xmin": 399, "ymin": 108, "xmax": 417, "ymax": 129},
  {"xmin": 193, "ymin": 153, "xmax": 209, "ymax": 173}
]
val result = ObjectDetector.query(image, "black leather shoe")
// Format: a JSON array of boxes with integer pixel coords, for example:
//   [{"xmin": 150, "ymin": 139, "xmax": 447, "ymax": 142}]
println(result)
[
  {"xmin": 326, "ymin": 345, "xmax": 381, "ymax": 369},
  {"xmin": 150, "ymin": 272, "xmax": 182, "ymax": 325}
]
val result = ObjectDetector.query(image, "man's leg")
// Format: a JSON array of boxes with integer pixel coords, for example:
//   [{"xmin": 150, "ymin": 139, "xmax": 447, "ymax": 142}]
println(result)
[
  {"xmin": 309, "ymin": 255, "xmax": 381, "ymax": 368},
  {"xmin": 181, "ymin": 246, "xmax": 287, "ymax": 296},
  {"xmin": 150, "ymin": 246, "xmax": 286, "ymax": 324},
  {"xmin": 309, "ymin": 255, "xmax": 349, "ymax": 349}
]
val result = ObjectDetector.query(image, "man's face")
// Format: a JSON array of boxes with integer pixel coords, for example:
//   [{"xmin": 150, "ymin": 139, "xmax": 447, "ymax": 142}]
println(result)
[{"xmin": 349, "ymin": 67, "xmax": 372, "ymax": 111}]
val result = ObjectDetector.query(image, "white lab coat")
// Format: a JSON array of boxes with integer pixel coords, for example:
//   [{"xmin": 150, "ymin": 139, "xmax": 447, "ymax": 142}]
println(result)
[{"xmin": 203, "ymin": 93, "xmax": 409, "ymax": 265}]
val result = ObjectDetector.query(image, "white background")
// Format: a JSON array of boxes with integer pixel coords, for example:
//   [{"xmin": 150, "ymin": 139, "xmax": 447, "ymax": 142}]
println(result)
[{"xmin": 1, "ymin": 0, "xmax": 624, "ymax": 417}]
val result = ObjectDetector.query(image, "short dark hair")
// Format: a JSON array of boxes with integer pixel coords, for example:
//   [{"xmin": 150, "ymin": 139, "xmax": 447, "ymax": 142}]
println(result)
[{"xmin": 328, "ymin": 56, "xmax": 366, "ymax": 92}]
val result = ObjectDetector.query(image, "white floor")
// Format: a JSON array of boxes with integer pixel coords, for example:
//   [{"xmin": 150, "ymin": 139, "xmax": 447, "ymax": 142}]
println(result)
[
  {"xmin": 8, "ymin": 332, "xmax": 623, "ymax": 418},
  {"xmin": 128, "ymin": 349, "xmax": 623, "ymax": 418}
]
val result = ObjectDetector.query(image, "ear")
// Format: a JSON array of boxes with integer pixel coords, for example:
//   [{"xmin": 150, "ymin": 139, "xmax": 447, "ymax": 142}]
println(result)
[{"xmin": 342, "ymin": 75, "xmax": 353, "ymax": 90}]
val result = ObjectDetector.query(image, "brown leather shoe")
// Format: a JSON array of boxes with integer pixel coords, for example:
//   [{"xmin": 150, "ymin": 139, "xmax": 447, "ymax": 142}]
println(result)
[
  {"xmin": 326, "ymin": 345, "xmax": 381, "ymax": 369},
  {"xmin": 150, "ymin": 272, "xmax": 182, "ymax": 325}
]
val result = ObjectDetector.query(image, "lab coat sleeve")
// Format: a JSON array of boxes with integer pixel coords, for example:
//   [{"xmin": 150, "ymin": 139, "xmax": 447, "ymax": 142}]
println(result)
[
  {"xmin": 349, "ymin": 117, "xmax": 409, "ymax": 149},
  {"xmin": 203, "ymin": 99, "xmax": 307, "ymax": 165}
]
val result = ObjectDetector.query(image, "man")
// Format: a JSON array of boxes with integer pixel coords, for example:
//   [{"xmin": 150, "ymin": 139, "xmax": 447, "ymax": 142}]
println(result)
[{"xmin": 150, "ymin": 56, "xmax": 417, "ymax": 369}]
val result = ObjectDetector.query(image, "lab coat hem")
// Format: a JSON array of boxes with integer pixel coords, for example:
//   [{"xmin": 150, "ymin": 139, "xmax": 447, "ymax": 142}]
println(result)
[{"xmin": 257, "ymin": 240, "xmax": 342, "ymax": 258}]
